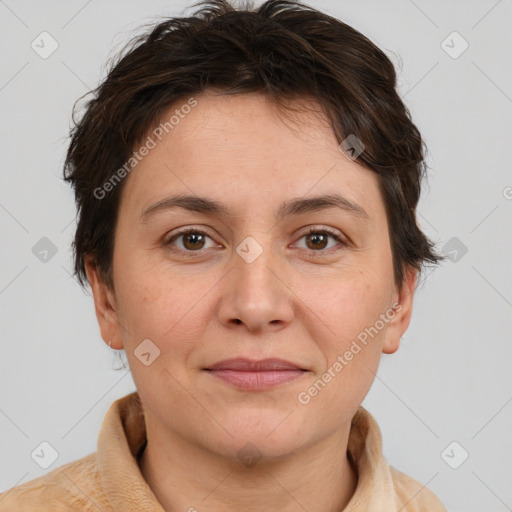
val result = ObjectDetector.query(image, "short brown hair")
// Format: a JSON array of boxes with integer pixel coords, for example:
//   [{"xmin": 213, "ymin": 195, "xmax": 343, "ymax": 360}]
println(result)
[{"xmin": 63, "ymin": 0, "xmax": 443, "ymax": 292}]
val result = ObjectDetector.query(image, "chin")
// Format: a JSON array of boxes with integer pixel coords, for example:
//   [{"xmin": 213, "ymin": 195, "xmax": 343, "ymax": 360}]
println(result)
[{"xmin": 209, "ymin": 413, "xmax": 306, "ymax": 460}]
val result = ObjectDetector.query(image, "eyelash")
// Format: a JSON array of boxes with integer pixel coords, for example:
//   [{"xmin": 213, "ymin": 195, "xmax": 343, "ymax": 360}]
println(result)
[{"xmin": 164, "ymin": 226, "xmax": 347, "ymax": 258}]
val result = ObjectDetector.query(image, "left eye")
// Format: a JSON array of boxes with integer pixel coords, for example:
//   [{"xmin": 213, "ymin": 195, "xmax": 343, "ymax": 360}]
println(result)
[
  {"xmin": 293, "ymin": 228, "xmax": 345, "ymax": 252},
  {"xmin": 165, "ymin": 228, "xmax": 345, "ymax": 254}
]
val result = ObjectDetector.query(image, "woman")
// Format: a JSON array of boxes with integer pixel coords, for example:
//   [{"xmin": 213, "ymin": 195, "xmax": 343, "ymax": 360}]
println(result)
[{"xmin": 0, "ymin": 0, "xmax": 447, "ymax": 510}]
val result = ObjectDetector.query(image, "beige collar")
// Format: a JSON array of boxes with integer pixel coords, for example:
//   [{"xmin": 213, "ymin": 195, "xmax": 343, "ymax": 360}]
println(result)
[{"xmin": 97, "ymin": 392, "xmax": 398, "ymax": 510}]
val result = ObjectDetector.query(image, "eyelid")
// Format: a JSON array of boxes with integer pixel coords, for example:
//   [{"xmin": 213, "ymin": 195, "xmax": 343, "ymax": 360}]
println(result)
[{"xmin": 296, "ymin": 225, "xmax": 344, "ymax": 240}]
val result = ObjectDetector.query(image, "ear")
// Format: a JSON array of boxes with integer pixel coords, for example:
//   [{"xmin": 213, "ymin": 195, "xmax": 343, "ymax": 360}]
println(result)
[
  {"xmin": 85, "ymin": 257, "xmax": 124, "ymax": 350},
  {"xmin": 381, "ymin": 268, "xmax": 418, "ymax": 355}
]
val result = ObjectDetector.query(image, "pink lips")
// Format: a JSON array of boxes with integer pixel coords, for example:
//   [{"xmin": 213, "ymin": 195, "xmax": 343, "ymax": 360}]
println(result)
[{"xmin": 204, "ymin": 358, "xmax": 308, "ymax": 390}]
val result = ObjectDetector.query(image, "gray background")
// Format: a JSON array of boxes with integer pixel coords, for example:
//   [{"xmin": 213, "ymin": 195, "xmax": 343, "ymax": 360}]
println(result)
[{"xmin": 1, "ymin": 0, "xmax": 511, "ymax": 510}]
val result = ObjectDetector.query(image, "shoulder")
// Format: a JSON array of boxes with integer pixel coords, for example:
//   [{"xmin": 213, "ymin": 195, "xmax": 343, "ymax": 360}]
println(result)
[
  {"xmin": 0, "ymin": 452, "xmax": 109, "ymax": 512},
  {"xmin": 389, "ymin": 465, "xmax": 447, "ymax": 512}
]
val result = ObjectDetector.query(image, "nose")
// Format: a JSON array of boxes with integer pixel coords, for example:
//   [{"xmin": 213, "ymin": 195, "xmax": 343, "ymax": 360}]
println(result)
[{"xmin": 216, "ymin": 235, "xmax": 294, "ymax": 333}]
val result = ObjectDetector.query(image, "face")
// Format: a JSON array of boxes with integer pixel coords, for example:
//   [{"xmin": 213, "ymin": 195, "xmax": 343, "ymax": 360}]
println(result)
[{"xmin": 87, "ymin": 90, "xmax": 416, "ymax": 463}]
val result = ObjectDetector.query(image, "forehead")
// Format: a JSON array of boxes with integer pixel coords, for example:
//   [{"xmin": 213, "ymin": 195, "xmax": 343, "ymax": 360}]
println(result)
[
  {"xmin": 118, "ymin": 91, "xmax": 383, "ymax": 221},
  {"xmin": 153, "ymin": 91, "xmax": 337, "ymax": 161}
]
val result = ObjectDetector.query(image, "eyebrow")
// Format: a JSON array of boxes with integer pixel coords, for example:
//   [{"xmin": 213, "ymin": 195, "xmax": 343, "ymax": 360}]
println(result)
[{"xmin": 140, "ymin": 192, "xmax": 369, "ymax": 224}]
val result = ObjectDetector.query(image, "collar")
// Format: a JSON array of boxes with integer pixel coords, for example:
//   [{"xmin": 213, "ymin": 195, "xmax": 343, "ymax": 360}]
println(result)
[{"xmin": 97, "ymin": 392, "xmax": 398, "ymax": 510}]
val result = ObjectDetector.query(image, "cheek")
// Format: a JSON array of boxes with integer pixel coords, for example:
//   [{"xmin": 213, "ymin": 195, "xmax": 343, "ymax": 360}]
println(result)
[
  {"xmin": 113, "ymin": 256, "xmax": 217, "ymax": 370},
  {"xmin": 114, "ymin": 271, "xmax": 202, "ymax": 400},
  {"xmin": 111, "ymin": 253, "xmax": 164, "ymax": 346},
  {"xmin": 297, "ymin": 275, "xmax": 390, "ymax": 419},
  {"xmin": 309, "ymin": 268, "xmax": 391, "ymax": 347},
  {"xmin": 120, "ymin": 277, "xmax": 188, "ymax": 342}
]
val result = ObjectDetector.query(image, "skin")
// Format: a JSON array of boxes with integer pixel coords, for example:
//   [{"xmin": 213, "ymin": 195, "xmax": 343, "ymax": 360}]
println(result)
[{"xmin": 86, "ymin": 90, "xmax": 417, "ymax": 512}]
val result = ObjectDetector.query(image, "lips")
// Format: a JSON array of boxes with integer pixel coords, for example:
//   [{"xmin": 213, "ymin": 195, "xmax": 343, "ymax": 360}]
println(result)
[
  {"xmin": 203, "ymin": 358, "xmax": 308, "ymax": 391},
  {"xmin": 205, "ymin": 358, "xmax": 306, "ymax": 371}
]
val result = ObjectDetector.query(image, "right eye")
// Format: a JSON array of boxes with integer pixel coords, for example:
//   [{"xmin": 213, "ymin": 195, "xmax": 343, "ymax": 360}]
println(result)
[{"xmin": 165, "ymin": 228, "xmax": 221, "ymax": 253}]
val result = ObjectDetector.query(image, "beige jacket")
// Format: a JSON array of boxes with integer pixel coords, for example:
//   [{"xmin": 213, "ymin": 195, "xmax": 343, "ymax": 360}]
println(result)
[{"xmin": 0, "ymin": 392, "xmax": 447, "ymax": 511}]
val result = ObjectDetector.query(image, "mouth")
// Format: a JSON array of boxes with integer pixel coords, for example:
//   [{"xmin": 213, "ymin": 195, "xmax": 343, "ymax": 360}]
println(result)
[
  {"xmin": 205, "ymin": 358, "xmax": 307, "ymax": 372},
  {"xmin": 203, "ymin": 358, "xmax": 309, "ymax": 391}
]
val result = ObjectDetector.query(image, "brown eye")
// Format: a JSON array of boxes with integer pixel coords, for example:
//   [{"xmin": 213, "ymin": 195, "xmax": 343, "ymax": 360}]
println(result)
[
  {"xmin": 166, "ymin": 229, "xmax": 216, "ymax": 252},
  {"xmin": 305, "ymin": 232, "xmax": 329, "ymax": 250},
  {"xmin": 182, "ymin": 232, "xmax": 206, "ymax": 250},
  {"xmin": 294, "ymin": 227, "xmax": 347, "ymax": 255}
]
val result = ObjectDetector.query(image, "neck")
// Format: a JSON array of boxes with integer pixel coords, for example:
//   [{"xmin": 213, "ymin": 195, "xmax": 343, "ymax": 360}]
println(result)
[{"xmin": 139, "ymin": 420, "xmax": 358, "ymax": 512}]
